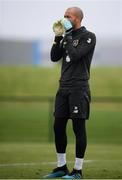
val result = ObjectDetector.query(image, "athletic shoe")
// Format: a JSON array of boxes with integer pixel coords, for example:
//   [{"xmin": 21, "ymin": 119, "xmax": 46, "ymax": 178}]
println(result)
[
  {"xmin": 43, "ymin": 164, "xmax": 69, "ymax": 179},
  {"xmin": 62, "ymin": 169, "xmax": 82, "ymax": 179}
]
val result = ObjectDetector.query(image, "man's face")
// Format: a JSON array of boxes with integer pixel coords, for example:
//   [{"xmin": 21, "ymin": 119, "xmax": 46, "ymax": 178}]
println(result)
[{"xmin": 64, "ymin": 9, "xmax": 77, "ymax": 28}]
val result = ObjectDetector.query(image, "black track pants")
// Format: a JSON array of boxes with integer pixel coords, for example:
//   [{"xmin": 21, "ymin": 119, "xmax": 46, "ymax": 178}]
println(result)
[{"xmin": 54, "ymin": 118, "xmax": 87, "ymax": 158}]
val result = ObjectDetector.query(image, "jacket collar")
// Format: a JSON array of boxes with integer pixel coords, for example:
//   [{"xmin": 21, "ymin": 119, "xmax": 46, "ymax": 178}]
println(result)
[{"xmin": 72, "ymin": 26, "xmax": 86, "ymax": 35}]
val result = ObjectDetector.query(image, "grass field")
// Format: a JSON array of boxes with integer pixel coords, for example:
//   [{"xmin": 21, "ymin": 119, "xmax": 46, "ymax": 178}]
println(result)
[
  {"xmin": 0, "ymin": 66, "xmax": 121, "ymax": 97},
  {"xmin": 0, "ymin": 66, "xmax": 122, "ymax": 179},
  {"xmin": 0, "ymin": 102, "xmax": 122, "ymax": 179},
  {"xmin": 0, "ymin": 143, "xmax": 122, "ymax": 179},
  {"xmin": 0, "ymin": 102, "xmax": 122, "ymax": 144}
]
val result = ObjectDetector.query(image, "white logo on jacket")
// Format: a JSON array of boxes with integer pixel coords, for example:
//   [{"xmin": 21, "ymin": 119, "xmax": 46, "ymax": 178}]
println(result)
[
  {"xmin": 72, "ymin": 39, "xmax": 79, "ymax": 47},
  {"xmin": 87, "ymin": 38, "xmax": 91, "ymax": 44},
  {"xmin": 73, "ymin": 106, "xmax": 78, "ymax": 113},
  {"xmin": 66, "ymin": 55, "xmax": 71, "ymax": 62}
]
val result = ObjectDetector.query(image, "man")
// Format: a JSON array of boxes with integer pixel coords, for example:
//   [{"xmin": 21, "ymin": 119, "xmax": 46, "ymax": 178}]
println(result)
[{"xmin": 44, "ymin": 7, "xmax": 96, "ymax": 179}]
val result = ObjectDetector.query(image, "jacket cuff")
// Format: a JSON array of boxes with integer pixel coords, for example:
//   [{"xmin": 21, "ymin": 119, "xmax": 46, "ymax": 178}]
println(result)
[{"xmin": 54, "ymin": 36, "xmax": 63, "ymax": 43}]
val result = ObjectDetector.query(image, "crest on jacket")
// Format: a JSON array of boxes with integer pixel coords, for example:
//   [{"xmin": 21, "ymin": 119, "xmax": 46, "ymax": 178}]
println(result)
[{"xmin": 72, "ymin": 39, "xmax": 79, "ymax": 47}]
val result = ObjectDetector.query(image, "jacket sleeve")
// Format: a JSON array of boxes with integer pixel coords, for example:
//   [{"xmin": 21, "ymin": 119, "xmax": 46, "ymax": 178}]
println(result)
[
  {"xmin": 50, "ymin": 36, "xmax": 63, "ymax": 62},
  {"xmin": 65, "ymin": 33, "xmax": 96, "ymax": 62}
]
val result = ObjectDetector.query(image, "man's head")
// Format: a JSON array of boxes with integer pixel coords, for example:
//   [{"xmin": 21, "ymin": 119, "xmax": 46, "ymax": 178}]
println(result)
[{"xmin": 64, "ymin": 7, "xmax": 84, "ymax": 30}]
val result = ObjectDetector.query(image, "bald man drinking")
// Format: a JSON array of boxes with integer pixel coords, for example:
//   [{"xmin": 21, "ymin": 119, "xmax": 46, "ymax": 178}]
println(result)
[{"xmin": 43, "ymin": 7, "xmax": 96, "ymax": 179}]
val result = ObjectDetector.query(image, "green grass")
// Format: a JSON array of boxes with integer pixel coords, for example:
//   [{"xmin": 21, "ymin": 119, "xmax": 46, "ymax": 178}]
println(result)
[
  {"xmin": 90, "ymin": 67, "xmax": 122, "ymax": 97},
  {"xmin": 87, "ymin": 102, "xmax": 122, "ymax": 144},
  {"xmin": 0, "ymin": 66, "xmax": 121, "ymax": 97},
  {"xmin": 0, "ymin": 65, "xmax": 59, "ymax": 97},
  {"xmin": 0, "ymin": 66, "xmax": 122, "ymax": 178},
  {"xmin": 0, "ymin": 102, "xmax": 122, "ymax": 179},
  {"xmin": 0, "ymin": 143, "xmax": 122, "ymax": 179},
  {"xmin": 0, "ymin": 102, "xmax": 122, "ymax": 144},
  {"xmin": 0, "ymin": 102, "xmax": 50, "ymax": 142}
]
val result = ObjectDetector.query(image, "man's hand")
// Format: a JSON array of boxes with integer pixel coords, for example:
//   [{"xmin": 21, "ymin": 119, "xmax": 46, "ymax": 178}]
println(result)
[{"xmin": 53, "ymin": 20, "xmax": 64, "ymax": 36}]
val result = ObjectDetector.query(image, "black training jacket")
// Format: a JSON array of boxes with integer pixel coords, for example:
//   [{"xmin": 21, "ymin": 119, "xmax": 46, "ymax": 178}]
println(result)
[{"xmin": 51, "ymin": 26, "xmax": 96, "ymax": 89}]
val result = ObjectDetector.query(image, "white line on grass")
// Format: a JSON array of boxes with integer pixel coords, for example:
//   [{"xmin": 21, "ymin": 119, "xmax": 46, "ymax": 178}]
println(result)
[
  {"xmin": 0, "ymin": 160, "xmax": 93, "ymax": 167},
  {"xmin": 0, "ymin": 159, "xmax": 122, "ymax": 167}
]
